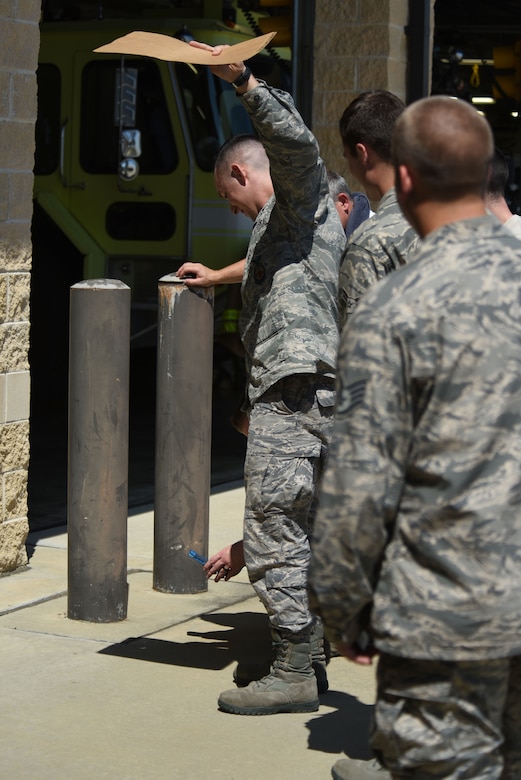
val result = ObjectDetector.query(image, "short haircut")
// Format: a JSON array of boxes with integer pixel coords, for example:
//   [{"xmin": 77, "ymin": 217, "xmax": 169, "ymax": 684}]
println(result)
[
  {"xmin": 487, "ymin": 148, "xmax": 509, "ymax": 198},
  {"xmin": 392, "ymin": 96, "xmax": 494, "ymax": 201},
  {"xmin": 327, "ymin": 169, "xmax": 353, "ymax": 202},
  {"xmin": 339, "ymin": 90, "xmax": 405, "ymax": 162},
  {"xmin": 214, "ymin": 134, "xmax": 269, "ymax": 173}
]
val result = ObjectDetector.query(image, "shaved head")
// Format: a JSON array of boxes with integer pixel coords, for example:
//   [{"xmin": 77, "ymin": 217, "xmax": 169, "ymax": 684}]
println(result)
[
  {"xmin": 213, "ymin": 134, "xmax": 273, "ymax": 220},
  {"xmin": 392, "ymin": 96, "xmax": 494, "ymax": 201},
  {"xmin": 215, "ymin": 134, "xmax": 269, "ymax": 175}
]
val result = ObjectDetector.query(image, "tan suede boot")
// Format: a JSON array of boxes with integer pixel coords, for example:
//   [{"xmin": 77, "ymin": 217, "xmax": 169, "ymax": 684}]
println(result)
[
  {"xmin": 232, "ymin": 619, "xmax": 329, "ymax": 694},
  {"xmin": 218, "ymin": 627, "xmax": 319, "ymax": 715}
]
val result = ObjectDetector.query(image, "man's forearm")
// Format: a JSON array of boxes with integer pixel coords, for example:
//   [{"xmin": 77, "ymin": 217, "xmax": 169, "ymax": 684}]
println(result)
[
  {"xmin": 213, "ymin": 258, "xmax": 246, "ymax": 285},
  {"xmin": 177, "ymin": 258, "xmax": 246, "ymax": 288}
]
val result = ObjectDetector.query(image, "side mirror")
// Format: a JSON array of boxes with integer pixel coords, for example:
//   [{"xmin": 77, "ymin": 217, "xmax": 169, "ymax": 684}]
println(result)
[{"xmin": 120, "ymin": 128, "xmax": 142, "ymax": 159}]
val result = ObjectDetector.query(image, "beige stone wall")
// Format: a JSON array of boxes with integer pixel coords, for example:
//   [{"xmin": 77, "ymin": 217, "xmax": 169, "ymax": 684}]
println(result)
[
  {"xmin": 0, "ymin": 0, "xmax": 40, "ymax": 572},
  {"xmin": 313, "ymin": 0, "xmax": 410, "ymax": 183}
]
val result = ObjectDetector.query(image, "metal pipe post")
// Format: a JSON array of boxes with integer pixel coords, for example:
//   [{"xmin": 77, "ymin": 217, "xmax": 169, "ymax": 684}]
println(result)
[
  {"xmin": 154, "ymin": 275, "xmax": 214, "ymax": 593},
  {"xmin": 406, "ymin": 0, "xmax": 432, "ymax": 103},
  {"xmin": 67, "ymin": 279, "xmax": 131, "ymax": 622}
]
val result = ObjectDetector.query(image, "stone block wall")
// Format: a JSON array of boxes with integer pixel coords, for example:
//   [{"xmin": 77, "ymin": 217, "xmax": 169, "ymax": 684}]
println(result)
[
  {"xmin": 0, "ymin": 0, "xmax": 40, "ymax": 572},
  {"xmin": 313, "ymin": 0, "xmax": 415, "ymax": 183}
]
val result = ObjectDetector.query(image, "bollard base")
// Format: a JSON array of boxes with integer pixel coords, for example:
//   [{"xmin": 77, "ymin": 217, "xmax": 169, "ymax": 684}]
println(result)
[
  {"xmin": 67, "ymin": 582, "xmax": 129, "ymax": 622},
  {"xmin": 152, "ymin": 581, "xmax": 208, "ymax": 595}
]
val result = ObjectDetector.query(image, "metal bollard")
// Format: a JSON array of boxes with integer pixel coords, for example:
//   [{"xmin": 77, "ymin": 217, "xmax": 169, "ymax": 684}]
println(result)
[
  {"xmin": 67, "ymin": 279, "xmax": 130, "ymax": 622},
  {"xmin": 154, "ymin": 275, "xmax": 214, "ymax": 593}
]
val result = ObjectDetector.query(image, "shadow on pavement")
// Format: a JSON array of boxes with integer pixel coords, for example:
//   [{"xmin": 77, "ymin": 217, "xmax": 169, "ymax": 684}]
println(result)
[
  {"xmin": 99, "ymin": 608, "xmax": 374, "ymax": 760},
  {"xmin": 99, "ymin": 635, "xmax": 234, "ymax": 670},
  {"xmin": 99, "ymin": 611, "xmax": 271, "ymax": 671},
  {"xmin": 306, "ymin": 690, "xmax": 374, "ymax": 759}
]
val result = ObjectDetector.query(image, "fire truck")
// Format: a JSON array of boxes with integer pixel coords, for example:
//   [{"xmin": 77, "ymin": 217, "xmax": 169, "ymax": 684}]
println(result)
[{"xmin": 33, "ymin": 1, "xmax": 292, "ymax": 344}]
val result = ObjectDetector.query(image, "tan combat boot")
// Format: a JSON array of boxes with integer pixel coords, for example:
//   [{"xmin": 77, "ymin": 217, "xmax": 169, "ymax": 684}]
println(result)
[
  {"xmin": 332, "ymin": 758, "xmax": 391, "ymax": 779},
  {"xmin": 232, "ymin": 618, "xmax": 329, "ymax": 694},
  {"xmin": 311, "ymin": 618, "xmax": 329, "ymax": 694},
  {"xmin": 218, "ymin": 627, "xmax": 319, "ymax": 715}
]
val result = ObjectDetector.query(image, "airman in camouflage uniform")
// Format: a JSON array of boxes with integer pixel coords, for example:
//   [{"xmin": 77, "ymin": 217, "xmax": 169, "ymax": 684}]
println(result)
[
  {"xmin": 485, "ymin": 147, "xmax": 521, "ymax": 240},
  {"xmin": 326, "ymin": 169, "xmax": 373, "ymax": 239},
  {"xmin": 338, "ymin": 187, "xmax": 419, "ymax": 328},
  {"xmin": 186, "ymin": 40, "xmax": 345, "ymax": 717},
  {"xmin": 337, "ymin": 90, "xmax": 420, "ymax": 330},
  {"xmin": 309, "ymin": 95, "xmax": 521, "ymax": 779}
]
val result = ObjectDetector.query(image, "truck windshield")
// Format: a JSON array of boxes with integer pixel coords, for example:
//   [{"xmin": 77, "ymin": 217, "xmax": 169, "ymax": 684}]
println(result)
[
  {"xmin": 174, "ymin": 61, "xmax": 253, "ymax": 172},
  {"xmin": 80, "ymin": 58, "xmax": 178, "ymax": 175}
]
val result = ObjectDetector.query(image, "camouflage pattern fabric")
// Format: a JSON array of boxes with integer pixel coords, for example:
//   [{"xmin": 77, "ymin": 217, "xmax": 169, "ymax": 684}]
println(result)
[
  {"xmin": 234, "ymin": 83, "xmax": 343, "ymax": 633},
  {"xmin": 238, "ymin": 83, "xmax": 345, "ymax": 406},
  {"xmin": 372, "ymin": 653, "xmax": 521, "ymax": 778},
  {"xmin": 244, "ymin": 374, "xmax": 334, "ymax": 632},
  {"xmin": 308, "ymin": 215, "xmax": 521, "ymax": 660},
  {"xmin": 338, "ymin": 187, "xmax": 420, "ymax": 329}
]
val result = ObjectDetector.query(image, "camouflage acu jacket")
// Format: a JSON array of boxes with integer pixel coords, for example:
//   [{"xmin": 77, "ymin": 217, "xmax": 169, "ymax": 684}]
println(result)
[
  {"xmin": 338, "ymin": 187, "xmax": 420, "ymax": 329},
  {"xmin": 238, "ymin": 83, "xmax": 345, "ymax": 406},
  {"xmin": 309, "ymin": 215, "xmax": 521, "ymax": 661}
]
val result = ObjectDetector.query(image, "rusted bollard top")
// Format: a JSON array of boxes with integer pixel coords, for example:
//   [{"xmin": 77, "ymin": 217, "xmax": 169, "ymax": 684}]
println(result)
[{"xmin": 159, "ymin": 274, "xmax": 187, "ymax": 284}]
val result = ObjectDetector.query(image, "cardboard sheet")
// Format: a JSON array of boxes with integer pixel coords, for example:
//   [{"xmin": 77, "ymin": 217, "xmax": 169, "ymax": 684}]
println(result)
[{"xmin": 94, "ymin": 30, "xmax": 277, "ymax": 64}]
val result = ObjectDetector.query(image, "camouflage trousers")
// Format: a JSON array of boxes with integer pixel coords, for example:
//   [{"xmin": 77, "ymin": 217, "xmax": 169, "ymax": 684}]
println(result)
[
  {"xmin": 371, "ymin": 653, "xmax": 521, "ymax": 779},
  {"xmin": 243, "ymin": 374, "xmax": 335, "ymax": 633}
]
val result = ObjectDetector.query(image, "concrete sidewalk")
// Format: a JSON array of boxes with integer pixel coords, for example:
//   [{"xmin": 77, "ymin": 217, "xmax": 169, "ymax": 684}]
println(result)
[{"xmin": 0, "ymin": 483, "xmax": 377, "ymax": 780}]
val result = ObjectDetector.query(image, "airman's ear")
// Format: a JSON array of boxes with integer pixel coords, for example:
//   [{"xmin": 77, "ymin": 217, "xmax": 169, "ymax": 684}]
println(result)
[
  {"xmin": 337, "ymin": 192, "xmax": 352, "ymax": 214},
  {"xmin": 231, "ymin": 163, "xmax": 247, "ymax": 186},
  {"xmin": 397, "ymin": 164, "xmax": 414, "ymax": 196},
  {"xmin": 355, "ymin": 142, "xmax": 369, "ymax": 165}
]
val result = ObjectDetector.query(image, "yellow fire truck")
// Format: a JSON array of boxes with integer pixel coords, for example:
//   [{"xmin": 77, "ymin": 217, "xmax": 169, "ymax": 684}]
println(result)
[{"xmin": 33, "ymin": 1, "xmax": 291, "ymax": 342}]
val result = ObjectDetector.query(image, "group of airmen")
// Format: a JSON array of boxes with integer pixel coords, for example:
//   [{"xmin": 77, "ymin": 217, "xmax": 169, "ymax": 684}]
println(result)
[{"xmin": 175, "ymin": 37, "xmax": 521, "ymax": 780}]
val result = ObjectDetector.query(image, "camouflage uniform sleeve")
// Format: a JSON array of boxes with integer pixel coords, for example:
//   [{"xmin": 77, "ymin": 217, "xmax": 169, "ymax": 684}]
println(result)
[
  {"xmin": 308, "ymin": 297, "xmax": 412, "ymax": 647},
  {"xmin": 240, "ymin": 83, "xmax": 326, "ymax": 238},
  {"xmin": 338, "ymin": 242, "xmax": 380, "ymax": 330}
]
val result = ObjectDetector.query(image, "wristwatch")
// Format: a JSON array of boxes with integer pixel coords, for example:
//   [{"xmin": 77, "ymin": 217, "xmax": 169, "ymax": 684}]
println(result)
[{"xmin": 231, "ymin": 65, "xmax": 252, "ymax": 90}]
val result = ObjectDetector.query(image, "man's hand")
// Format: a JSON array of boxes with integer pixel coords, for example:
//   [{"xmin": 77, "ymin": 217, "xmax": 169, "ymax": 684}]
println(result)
[
  {"xmin": 335, "ymin": 640, "xmax": 379, "ymax": 666},
  {"xmin": 204, "ymin": 540, "xmax": 245, "ymax": 581},
  {"xmin": 188, "ymin": 40, "xmax": 243, "ymax": 83},
  {"xmin": 176, "ymin": 262, "xmax": 217, "ymax": 288},
  {"xmin": 177, "ymin": 259, "xmax": 246, "ymax": 288},
  {"xmin": 188, "ymin": 41, "xmax": 257, "ymax": 93}
]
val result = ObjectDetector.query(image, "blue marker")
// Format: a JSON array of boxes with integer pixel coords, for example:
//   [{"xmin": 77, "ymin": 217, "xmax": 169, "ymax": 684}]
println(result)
[{"xmin": 188, "ymin": 549, "xmax": 207, "ymax": 565}]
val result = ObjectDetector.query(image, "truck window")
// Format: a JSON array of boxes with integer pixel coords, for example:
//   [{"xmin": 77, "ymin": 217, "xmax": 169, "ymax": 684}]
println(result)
[
  {"xmin": 34, "ymin": 64, "xmax": 61, "ymax": 176},
  {"xmin": 174, "ymin": 62, "xmax": 253, "ymax": 172},
  {"xmin": 80, "ymin": 59, "xmax": 178, "ymax": 175},
  {"xmin": 217, "ymin": 80, "xmax": 254, "ymax": 138}
]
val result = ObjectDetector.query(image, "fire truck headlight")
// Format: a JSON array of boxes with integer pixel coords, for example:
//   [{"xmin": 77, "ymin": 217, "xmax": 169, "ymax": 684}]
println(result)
[{"xmin": 119, "ymin": 157, "xmax": 140, "ymax": 181}]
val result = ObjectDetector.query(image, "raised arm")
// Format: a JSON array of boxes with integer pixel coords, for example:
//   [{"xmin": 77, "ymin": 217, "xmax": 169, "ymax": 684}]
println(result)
[{"xmin": 189, "ymin": 39, "xmax": 326, "ymax": 234}]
